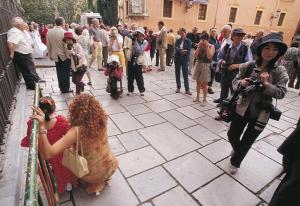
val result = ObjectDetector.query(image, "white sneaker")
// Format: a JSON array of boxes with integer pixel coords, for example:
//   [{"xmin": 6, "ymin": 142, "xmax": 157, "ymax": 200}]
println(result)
[
  {"xmin": 140, "ymin": 92, "xmax": 144, "ymax": 96},
  {"xmin": 127, "ymin": 92, "xmax": 132, "ymax": 96},
  {"xmin": 95, "ymin": 191, "xmax": 101, "ymax": 196},
  {"xmin": 229, "ymin": 164, "xmax": 238, "ymax": 174}
]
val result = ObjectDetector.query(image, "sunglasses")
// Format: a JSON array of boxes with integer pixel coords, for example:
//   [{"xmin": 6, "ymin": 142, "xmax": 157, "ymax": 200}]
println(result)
[{"xmin": 234, "ymin": 33, "xmax": 245, "ymax": 37}]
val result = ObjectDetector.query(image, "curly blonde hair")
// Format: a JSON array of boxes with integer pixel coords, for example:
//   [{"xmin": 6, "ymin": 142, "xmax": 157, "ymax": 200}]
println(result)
[{"xmin": 68, "ymin": 94, "xmax": 107, "ymax": 141}]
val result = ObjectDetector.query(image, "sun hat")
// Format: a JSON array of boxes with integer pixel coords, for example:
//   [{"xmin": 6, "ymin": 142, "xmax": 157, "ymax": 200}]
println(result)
[
  {"xmin": 107, "ymin": 55, "xmax": 120, "ymax": 64},
  {"xmin": 256, "ymin": 32, "xmax": 287, "ymax": 56},
  {"xmin": 232, "ymin": 28, "xmax": 246, "ymax": 35},
  {"xmin": 110, "ymin": 27, "xmax": 118, "ymax": 37},
  {"xmin": 135, "ymin": 27, "xmax": 145, "ymax": 36},
  {"xmin": 63, "ymin": 32, "xmax": 76, "ymax": 42}
]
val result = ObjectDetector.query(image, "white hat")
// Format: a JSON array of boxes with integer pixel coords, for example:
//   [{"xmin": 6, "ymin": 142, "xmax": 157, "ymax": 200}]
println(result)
[
  {"xmin": 110, "ymin": 27, "xmax": 118, "ymax": 37},
  {"xmin": 107, "ymin": 55, "xmax": 120, "ymax": 64},
  {"xmin": 136, "ymin": 27, "xmax": 145, "ymax": 36}
]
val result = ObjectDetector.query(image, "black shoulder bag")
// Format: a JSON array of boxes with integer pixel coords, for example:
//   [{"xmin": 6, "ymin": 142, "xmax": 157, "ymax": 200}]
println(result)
[{"xmin": 217, "ymin": 63, "xmax": 256, "ymax": 122}]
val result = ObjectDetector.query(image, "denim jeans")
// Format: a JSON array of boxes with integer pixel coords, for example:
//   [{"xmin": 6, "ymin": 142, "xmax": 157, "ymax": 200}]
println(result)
[{"xmin": 175, "ymin": 56, "xmax": 189, "ymax": 92}]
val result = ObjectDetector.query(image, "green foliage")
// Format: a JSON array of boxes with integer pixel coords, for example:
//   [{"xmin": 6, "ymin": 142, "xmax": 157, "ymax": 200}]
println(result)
[
  {"xmin": 97, "ymin": 0, "xmax": 118, "ymax": 26},
  {"xmin": 20, "ymin": 0, "xmax": 89, "ymax": 24}
]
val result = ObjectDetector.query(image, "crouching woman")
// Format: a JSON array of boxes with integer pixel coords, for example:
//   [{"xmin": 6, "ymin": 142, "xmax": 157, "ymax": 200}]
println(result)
[
  {"xmin": 227, "ymin": 33, "xmax": 289, "ymax": 174},
  {"xmin": 31, "ymin": 94, "xmax": 118, "ymax": 195}
]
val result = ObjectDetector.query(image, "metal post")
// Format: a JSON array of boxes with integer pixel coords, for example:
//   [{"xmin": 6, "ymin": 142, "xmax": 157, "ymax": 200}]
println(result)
[{"xmin": 24, "ymin": 83, "xmax": 40, "ymax": 206}]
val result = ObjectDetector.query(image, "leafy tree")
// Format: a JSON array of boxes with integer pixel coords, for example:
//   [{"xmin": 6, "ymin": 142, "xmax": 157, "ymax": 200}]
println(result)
[
  {"xmin": 97, "ymin": 0, "xmax": 118, "ymax": 26},
  {"xmin": 20, "ymin": 0, "xmax": 89, "ymax": 24}
]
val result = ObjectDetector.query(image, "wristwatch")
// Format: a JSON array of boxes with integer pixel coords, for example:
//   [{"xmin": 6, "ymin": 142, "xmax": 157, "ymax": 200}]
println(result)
[{"xmin": 39, "ymin": 128, "xmax": 47, "ymax": 135}]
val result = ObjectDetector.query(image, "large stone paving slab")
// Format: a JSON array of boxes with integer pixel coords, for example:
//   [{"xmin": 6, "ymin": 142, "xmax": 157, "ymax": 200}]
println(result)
[
  {"xmin": 164, "ymin": 152, "xmax": 223, "ymax": 192},
  {"xmin": 107, "ymin": 117, "xmax": 122, "ymax": 136},
  {"xmin": 198, "ymin": 139, "xmax": 232, "ymax": 163},
  {"xmin": 176, "ymin": 106, "xmax": 206, "ymax": 119},
  {"xmin": 72, "ymin": 170, "xmax": 139, "ymax": 206},
  {"xmin": 264, "ymin": 134, "xmax": 286, "ymax": 148},
  {"xmin": 118, "ymin": 146, "xmax": 165, "ymax": 177},
  {"xmin": 128, "ymin": 167, "xmax": 177, "ymax": 202},
  {"xmin": 183, "ymin": 125, "xmax": 221, "ymax": 146},
  {"xmin": 193, "ymin": 174, "xmax": 260, "ymax": 206},
  {"xmin": 110, "ymin": 112, "xmax": 144, "ymax": 132},
  {"xmin": 138, "ymin": 123, "xmax": 200, "ymax": 160},
  {"xmin": 159, "ymin": 110, "xmax": 197, "ymax": 129},
  {"xmin": 103, "ymin": 103, "xmax": 126, "ymax": 115},
  {"xmin": 124, "ymin": 104, "xmax": 152, "ymax": 116},
  {"xmin": 163, "ymin": 93, "xmax": 187, "ymax": 101},
  {"xmin": 252, "ymin": 140, "xmax": 282, "ymax": 164},
  {"xmin": 117, "ymin": 131, "xmax": 148, "ymax": 151},
  {"xmin": 108, "ymin": 136, "xmax": 127, "ymax": 155},
  {"xmin": 144, "ymin": 99, "xmax": 178, "ymax": 113},
  {"xmin": 153, "ymin": 186, "xmax": 199, "ymax": 206},
  {"xmin": 217, "ymin": 149, "xmax": 282, "ymax": 193},
  {"xmin": 117, "ymin": 95, "xmax": 146, "ymax": 106},
  {"xmin": 259, "ymin": 179, "xmax": 281, "ymax": 203},
  {"xmin": 195, "ymin": 116, "xmax": 228, "ymax": 133},
  {"xmin": 135, "ymin": 113, "xmax": 166, "ymax": 127}
]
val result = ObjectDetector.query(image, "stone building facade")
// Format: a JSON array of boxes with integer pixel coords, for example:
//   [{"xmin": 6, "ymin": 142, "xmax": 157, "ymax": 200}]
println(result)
[{"xmin": 118, "ymin": 0, "xmax": 300, "ymax": 44}]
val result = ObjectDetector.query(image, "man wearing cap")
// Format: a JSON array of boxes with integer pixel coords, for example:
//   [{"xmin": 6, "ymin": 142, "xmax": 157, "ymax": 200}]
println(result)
[
  {"xmin": 47, "ymin": 17, "xmax": 72, "ymax": 93},
  {"xmin": 214, "ymin": 28, "xmax": 253, "ymax": 117}
]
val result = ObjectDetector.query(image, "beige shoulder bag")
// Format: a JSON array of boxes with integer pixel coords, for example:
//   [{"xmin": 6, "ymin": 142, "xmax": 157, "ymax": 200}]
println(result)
[{"xmin": 62, "ymin": 127, "xmax": 89, "ymax": 178}]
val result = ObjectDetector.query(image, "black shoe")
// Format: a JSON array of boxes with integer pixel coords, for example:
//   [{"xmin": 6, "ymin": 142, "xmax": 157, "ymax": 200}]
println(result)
[
  {"xmin": 208, "ymin": 87, "xmax": 214, "ymax": 94},
  {"xmin": 62, "ymin": 89, "xmax": 73, "ymax": 93},
  {"xmin": 38, "ymin": 79, "xmax": 46, "ymax": 83},
  {"xmin": 26, "ymin": 86, "xmax": 35, "ymax": 90},
  {"xmin": 214, "ymin": 115, "xmax": 222, "ymax": 121},
  {"xmin": 213, "ymin": 98, "xmax": 222, "ymax": 103},
  {"xmin": 87, "ymin": 81, "xmax": 92, "ymax": 86}
]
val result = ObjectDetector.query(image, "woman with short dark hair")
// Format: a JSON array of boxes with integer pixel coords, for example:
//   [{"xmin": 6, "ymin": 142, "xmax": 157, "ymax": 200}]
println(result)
[{"xmin": 227, "ymin": 33, "xmax": 289, "ymax": 174}]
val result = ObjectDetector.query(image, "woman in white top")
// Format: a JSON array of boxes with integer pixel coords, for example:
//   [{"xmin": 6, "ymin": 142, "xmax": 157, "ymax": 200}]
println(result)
[
  {"xmin": 29, "ymin": 22, "xmax": 47, "ymax": 58},
  {"xmin": 108, "ymin": 27, "xmax": 126, "ymax": 74},
  {"xmin": 76, "ymin": 26, "xmax": 93, "ymax": 85}
]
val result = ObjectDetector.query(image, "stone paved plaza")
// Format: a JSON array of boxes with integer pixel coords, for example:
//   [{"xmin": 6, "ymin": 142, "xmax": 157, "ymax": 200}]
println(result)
[{"xmin": 3, "ymin": 59, "xmax": 300, "ymax": 206}]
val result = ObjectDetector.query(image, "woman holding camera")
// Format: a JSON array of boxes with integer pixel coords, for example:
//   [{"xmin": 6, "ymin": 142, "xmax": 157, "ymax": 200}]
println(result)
[
  {"xmin": 64, "ymin": 32, "xmax": 87, "ymax": 95},
  {"xmin": 127, "ymin": 27, "xmax": 147, "ymax": 96},
  {"xmin": 193, "ymin": 32, "xmax": 215, "ymax": 106},
  {"xmin": 227, "ymin": 33, "xmax": 288, "ymax": 174}
]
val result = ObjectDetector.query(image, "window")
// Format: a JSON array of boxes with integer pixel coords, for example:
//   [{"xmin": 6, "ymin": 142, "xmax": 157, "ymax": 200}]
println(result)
[
  {"xmin": 229, "ymin": 7, "xmax": 238, "ymax": 23},
  {"xmin": 277, "ymin": 12, "xmax": 286, "ymax": 26},
  {"xmin": 254, "ymin": 10, "xmax": 263, "ymax": 25},
  {"xmin": 126, "ymin": 1, "xmax": 129, "ymax": 16},
  {"xmin": 163, "ymin": 0, "xmax": 173, "ymax": 18},
  {"xmin": 198, "ymin": 4, "xmax": 207, "ymax": 20}
]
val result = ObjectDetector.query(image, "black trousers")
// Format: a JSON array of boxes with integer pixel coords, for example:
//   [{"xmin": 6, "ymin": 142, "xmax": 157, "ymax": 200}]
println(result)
[
  {"xmin": 127, "ymin": 61, "xmax": 145, "ymax": 93},
  {"xmin": 220, "ymin": 70, "xmax": 237, "ymax": 100},
  {"xmin": 102, "ymin": 46, "xmax": 108, "ymax": 66},
  {"xmin": 228, "ymin": 112, "xmax": 264, "ymax": 167},
  {"xmin": 13, "ymin": 52, "xmax": 40, "ymax": 89},
  {"xmin": 166, "ymin": 44, "xmax": 174, "ymax": 66},
  {"xmin": 55, "ymin": 57, "xmax": 71, "ymax": 92},
  {"xmin": 155, "ymin": 50, "xmax": 159, "ymax": 66},
  {"xmin": 269, "ymin": 159, "xmax": 300, "ymax": 206},
  {"xmin": 208, "ymin": 63, "xmax": 217, "ymax": 87},
  {"xmin": 72, "ymin": 71, "xmax": 85, "ymax": 95}
]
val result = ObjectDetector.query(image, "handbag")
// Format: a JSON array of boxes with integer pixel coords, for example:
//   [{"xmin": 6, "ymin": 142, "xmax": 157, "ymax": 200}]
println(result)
[
  {"xmin": 72, "ymin": 55, "xmax": 87, "ymax": 74},
  {"xmin": 62, "ymin": 127, "xmax": 89, "ymax": 178}
]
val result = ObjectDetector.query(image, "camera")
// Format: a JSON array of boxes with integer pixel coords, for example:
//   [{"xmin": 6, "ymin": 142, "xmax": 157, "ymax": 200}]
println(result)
[
  {"xmin": 67, "ymin": 43, "xmax": 73, "ymax": 50},
  {"xmin": 258, "ymin": 102, "xmax": 282, "ymax": 121},
  {"xmin": 243, "ymin": 78, "xmax": 264, "ymax": 95}
]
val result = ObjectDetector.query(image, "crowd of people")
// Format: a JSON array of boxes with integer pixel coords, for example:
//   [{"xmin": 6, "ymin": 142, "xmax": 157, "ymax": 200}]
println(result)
[{"xmin": 6, "ymin": 16, "xmax": 300, "ymax": 204}]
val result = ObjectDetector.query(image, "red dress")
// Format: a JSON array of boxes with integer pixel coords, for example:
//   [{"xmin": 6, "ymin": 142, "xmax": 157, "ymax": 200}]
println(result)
[
  {"xmin": 39, "ymin": 28, "xmax": 48, "ymax": 45},
  {"xmin": 21, "ymin": 115, "xmax": 77, "ymax": 194}
]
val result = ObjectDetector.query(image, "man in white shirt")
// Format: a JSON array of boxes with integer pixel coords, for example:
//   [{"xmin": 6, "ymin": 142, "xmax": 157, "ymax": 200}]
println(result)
[
  {"xmin": 220, "ymin": 24, "xmax": 232, "ymax": 49},
  {"xmin": 7, "ymin": 17, "xmax": 43, "ymax": 90}
]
